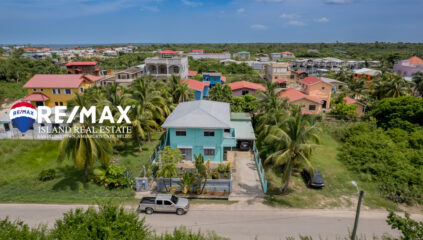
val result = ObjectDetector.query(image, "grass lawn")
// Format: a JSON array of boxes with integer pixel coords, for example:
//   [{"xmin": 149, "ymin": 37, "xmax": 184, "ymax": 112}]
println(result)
[
  {"xmin": 0, "ymin": 133, "xmax": 161, "ymax": 204},
  {"xmin": 263, "ymin": 133, "xmax": 397, "ymax": 210}
]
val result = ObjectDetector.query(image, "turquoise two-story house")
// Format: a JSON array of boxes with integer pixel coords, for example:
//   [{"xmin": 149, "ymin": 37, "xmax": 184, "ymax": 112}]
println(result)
[{"xmin": 162, "ymin": 100, "xmax": 237, "ymax": 162}]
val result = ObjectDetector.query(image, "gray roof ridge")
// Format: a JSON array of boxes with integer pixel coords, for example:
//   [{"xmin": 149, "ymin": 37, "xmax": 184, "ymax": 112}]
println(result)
[{"xmin": 197, "ymin": 103, "xmax": 230, "ymax": 128}]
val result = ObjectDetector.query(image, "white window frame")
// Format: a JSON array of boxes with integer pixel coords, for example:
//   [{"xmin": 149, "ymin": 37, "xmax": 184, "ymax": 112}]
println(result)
[
  {"xmin": 64, "ymin": 89, "xmax": 72, "ymax": 95},
  {"xmin": 52, "ymin": 88, "xmax": 61, "ymax": 94},
  {"xmin": 175, "ymin": 128, "xmax": 187, "ymax": 136},
  {"xmin": 204, "ymin": 147, "xmax": 215, "ymax": 156},
  {"xmin": 204, "ymin": 129, "xmax": 215, "ymax": 137}
]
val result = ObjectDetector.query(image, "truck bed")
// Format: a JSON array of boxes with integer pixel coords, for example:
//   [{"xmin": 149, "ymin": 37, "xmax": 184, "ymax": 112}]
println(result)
[{"xmin": 140, "ymin": 197, "xmax": 155, "ymax": 204}]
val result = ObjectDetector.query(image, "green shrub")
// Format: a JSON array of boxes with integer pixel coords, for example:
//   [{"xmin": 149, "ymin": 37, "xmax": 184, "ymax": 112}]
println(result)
[
  {"xmin": 153, "ymin": 226, "xmax": 229, "ymax": 240},
  {"xmin": 387, "ymin": 211, "xmax": 423, "ymax": 240},
  {"xmin": 38, "ymin": 169, "xmax": 56, "ymax": 182},
  {"xmin": 0, "ymin": 217, "xmax": 49, "ymax": 240},
  {"xmin": 93, "ymin": 164, "xmax": 133, "ymax": 189}
]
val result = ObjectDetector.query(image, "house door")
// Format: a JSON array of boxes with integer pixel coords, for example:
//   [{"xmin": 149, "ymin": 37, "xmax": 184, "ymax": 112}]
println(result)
[
  {"xmin": 322, "ymin": 100, "xmax": 327, "ymax": 109},
  {"xmin": 4, "ymin": 123, "xmax": 10, "ymax": 131},
  {"xmin": 179, "ymin": 148, "xmax": 192, "ymax": 161}
]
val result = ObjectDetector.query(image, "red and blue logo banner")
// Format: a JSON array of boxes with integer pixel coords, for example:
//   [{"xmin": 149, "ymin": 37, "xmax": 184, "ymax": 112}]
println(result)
[{"xmin": 9, "ymin": 102, "xmax": 37, "ymax": 133}]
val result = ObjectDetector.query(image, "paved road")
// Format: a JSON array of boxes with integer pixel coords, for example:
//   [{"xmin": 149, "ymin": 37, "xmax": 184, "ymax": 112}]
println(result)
[{"xmin": 2, "ymin": 203, "xmax": 421, "ymax": 240}]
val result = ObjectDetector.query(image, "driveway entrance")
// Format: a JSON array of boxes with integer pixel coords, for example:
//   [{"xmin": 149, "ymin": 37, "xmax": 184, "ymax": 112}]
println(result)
[{"xmin": 230, "ymin": 151, "xmax": 264, "ymax": 198}]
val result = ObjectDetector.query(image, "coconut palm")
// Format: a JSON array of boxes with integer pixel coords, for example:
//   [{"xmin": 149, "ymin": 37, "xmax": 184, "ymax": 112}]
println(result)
[
  {"xmin": 130, "ymin": 106, "xmax": 159, "ymax": 151},
  {"xmin": 256, "ymin": 81, "xmax": 287, "ymax": 113},
  {"xmin": 157, "ymin": 163, "xmax": 178, "ymax": 192},
  {"xmin": 373, "ymin": 74, "xmax": 413, "ymax": 99},
  {"xmin": 58, "ymin": 124, "xmax": 114, "ymax": 182},
  {"xmin": 174, "ymin": 81, "xmax": 193, "ymax": 103},
  {"xmin": 264, "ymin": 107, "xmax": 321, "ymax": 193}
]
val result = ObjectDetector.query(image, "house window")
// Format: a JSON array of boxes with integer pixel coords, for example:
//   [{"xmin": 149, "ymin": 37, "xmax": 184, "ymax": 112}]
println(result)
[
  {"xmin": 80, "ymin": 88, "xmax": 84, "ymax": 93},
  {"xmin": 204, "ymin": 148, "xmax": 215, "ymax": 156},
  {"xmin": 40, "ymin": 88, "xmax": 44, "ymax": 91},
  {"xmin": 52, "ymin": 89, "xmax": 61, "ymax": 94},
  {"xmin": 64, "ymin": 89, "xmax": 72, "ymax": 94},
  {"xmin": 175, "ymin": 129, "xmax": 186, "ymax": 136},
  {"xmin": 242, "ymin": 90, "xmax": 249, "ymax": 95},
  {"xmin": 309, "ymin": 105, "xmax": 316, "ymax": 110},
  {"xmin": 204, "ymin": 129, "xmax": 215, "ymax": 137},
  {"xmin": 33, "ymin": 88, "xmax": 37, "ymax": 91},
  {"xmin": 60, "ymin": 102, "xmax": 63, "ymax": 106},
  {"xmin": 322, "ymin": 86, "xmax": 325, "ymax": 90},
  {"xmin": 55, "ymin": 102, "xmax": 58, "ymax": 106},
  {"xmin": 178, "ymin": 148, "xmax": 192, "ymax": 161}
]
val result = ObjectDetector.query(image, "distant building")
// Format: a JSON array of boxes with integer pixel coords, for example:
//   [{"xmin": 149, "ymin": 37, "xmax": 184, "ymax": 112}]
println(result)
[
  {"xmin": 280, "ymin": 88, "xmax": 323, "ymax": 114},
  {"xmin": 183, "ymin": 78, "xmax": 209, "ymax": 100},
  {"xmin": 353, "ymin": 68, "xmax": 381, "ymax": 80},
  {"xmin": 233, "ymin": 51, "xmax": 250, "ymax": 60},
  {"xmin": 144, "ymin": 50, "xmax": 188, "ymax": 80},
  {"xmin": 344, "ymin": 96, "xmax": 366, "ymax": 116},
  {"xmin": 281, "ymin": 51, "xmax": 295, "ymax": 58},
  {"xmin": 227, "ymin": 81, "xmax": 265, "ymax": 96},
  {"xmin": 256, "ymin": 53, "xmax": 269, "ymax": 62},
  {"xmin": 187, "ymin": 50, "xmax": 231, "ymax": 60},
  {"xmin": 300, "ymin": 76, "xmax": 332, "ymax": 109},
  {"xmin": 23, "ymin": 74, "xmax": 101, "ymax": 107},
  {"xmin": 202, "ymin": 71, "xmax": 225, "ymax": 88},
  {"xmin": 320, "ymin": 77, "xmax": 347, "ymax": 93},
  {"xmin": 393, "ymin": 56, "xmax": 423, "ymax": 79},
  {"xmin": 269, "ymin": 53, "xmax": 281, "ymax": 61},
  {"xmin": 65, "ymin": 61, "xmax": 100, "ymax": 75},
  {"xmin": 264, "ymin": 62, "xmax": 293, "ymax": 83},
  {"xmin": 291, "ymin": 70, "xmax": 308, "ymax": 80},
  {"xmin": 102, "ymin": 66, "xmax": 143, "ymax": 86},
  {"xmin": 188, "ymin": 70, "xmax": 198, "ymax": 77}
]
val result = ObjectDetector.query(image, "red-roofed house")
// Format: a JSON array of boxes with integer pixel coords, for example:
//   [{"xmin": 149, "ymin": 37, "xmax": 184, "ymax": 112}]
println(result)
[
  {"xmin": 281, "ymin": 51, "xmax": 295, "ymax": 58},
  {"xmin": 344, "ymin": 96, "xmax": 366, "ymax": 116},
  {"xmin": 65, "ymin": 61, "xmax": 100, "ymax": 75},
  {"xmin": 280, "ymin": 88, "xmax": 323, "ymax": 114},
  {"xmin": 188, "ymin": 70, "xmax": 198, "ymax": 77},
  {"xmin": 183, "ymin": 79, "xmax": 209, "ymax": 100},
  {"xmin": 300, "ymin": 76, "xmax": 332, "ymax": 109},
  {"xmin": 228, "ymin": 81, "xmax": 265, "ymax": 96},
  {"xmin": 291, "ymin": 70, "xmax": 308, "ymax": 80},
  {"xmin": 23, "ymin": 74, "xmax": 100, "ymax": 107}
]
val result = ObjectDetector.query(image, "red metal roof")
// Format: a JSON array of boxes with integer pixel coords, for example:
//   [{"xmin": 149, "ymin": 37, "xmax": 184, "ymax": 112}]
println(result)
[
  {"xmin": 281, "ymin": 51, "xmax": 293, "ymax": 54},
  {"xmin": 280, "ymin": 88, "xmax": 322, "ymax": 104},
  {"xmin": 277, "ymin": 79, "xmax": 288, "ymax": 83},
  {"xmin": 409, "ymin": 56, "xmax": 423, "ymax": 65},
  {"xmin": 65, "ymin": 61, "xmax": 98, "ymax": 66},
  {"xmin": 295, "ymin": 70, "xmax": 305, "ymax": 74},
  {"xmin": 221, "ymin": 76, "xmax": 226, "ymax": 82},
  {"xmin": 300, "ymin": 76, "xmax": 322, "ymax": 85},
  {"xmin": 159, "ymin": 50, "xmax": 178, "ymax": 54},
  {"xmin": 228, "ymin": 81, "xmax": 266, "ymax": 91},
  {"xmin": 23, "ymin": 74, "xmax": 97, "ymax": 88},
  {"xmin": 22, "ymin": 93, "xmax": 50, "ymax": 102},
  {"xmin": 344, "ymin": 96, "xmax": 365, "ymax": 106},
  {"xmin": 95, "ymin": 68, "xmax": 100, "ymax": 71},
  {"xmin": 188, "ymin": 70, "xmax": 198, "ymax": 76},
  {"xmin": 84, "ymin": 74, "xmax": 102, "ymax": 82},
  {"xmin": 183, "ymin": 79, "xmax": 209, "ymax": 91}
]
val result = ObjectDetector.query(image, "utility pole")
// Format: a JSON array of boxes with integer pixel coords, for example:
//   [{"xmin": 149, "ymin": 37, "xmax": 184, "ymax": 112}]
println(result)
[{"xmin": 351, "ymin": 190, "xmax": 365, "ymax": 240}]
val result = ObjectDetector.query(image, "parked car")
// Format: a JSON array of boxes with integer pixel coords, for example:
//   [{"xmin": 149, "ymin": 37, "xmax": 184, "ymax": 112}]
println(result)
[
  {"xmin": 302, "ymin": 169, "xmax": 325, "ymax": 188},
  {"xmin": 137, "ymin": 194, "xmax": 189, "ymax": 215},
  {"xmin": 239, "ymin": 141, "xmax": 250, "ymax": 151}
]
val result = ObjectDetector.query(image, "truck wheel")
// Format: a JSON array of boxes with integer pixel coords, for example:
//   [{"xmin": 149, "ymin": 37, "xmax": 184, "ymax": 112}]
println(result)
[
  {"xmin": 176, "ymin": 208, "xmax": 185, "ymax": 215},
  {"xmin": 145, "ymin": 208, "xmax": 153, "ymax": 215}
]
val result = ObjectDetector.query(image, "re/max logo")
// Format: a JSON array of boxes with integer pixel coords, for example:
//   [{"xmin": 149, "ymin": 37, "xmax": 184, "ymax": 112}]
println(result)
[
  {"xmin": 13, "ymin": 109, "xmax": 35, "ymax": 116},
  {"xmin": 36, "ymin": 106, "xmax": 131, "ymax": 124}
]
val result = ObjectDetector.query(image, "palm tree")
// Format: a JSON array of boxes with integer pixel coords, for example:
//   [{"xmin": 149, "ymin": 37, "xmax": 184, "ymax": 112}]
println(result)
[
  {"xmin": 174, "ymin": 81, "xmax": 193, "ymax": 103},
  {"xmin": 412, "ymin": 72, "xmax": 423, "ymax": 96},
  {"xmin": 256, "ymin": 81, "xmax": 287, "ymax": 113},
  {"xmin": 264, "ymin": 107, "xmax": 321, "ymax": 193},
  {"xmin": 157, "ymin": 163, "xmax": 178, "ymax": 192},
  {"xmin": 373, "ymin": 74, "xmax": 413, "ymax": 99},
  {"xmin": 58, "ymin": 124, "xmax": 114, "ymax": 182},
  {"xmin": 130, "ymin": 106, "xmax": 158, "ymax": 151}
]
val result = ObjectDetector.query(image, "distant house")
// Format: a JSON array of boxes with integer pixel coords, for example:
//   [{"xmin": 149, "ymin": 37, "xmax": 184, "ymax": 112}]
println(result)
[
  {"xmin": 227, "ymin": 81, "xmax": 265, "ymax": 96},
  {"xmin": 300, "ymin": 76, "xmax": 332, "ymax": 109},
  {"xmin": 291, "ymin": 70, "xmax": 308, "ymax": 80},
  {"xmin": 281, "ymin": 51, "xmax": 295, "ymax": 58},
  {"xmin": 280, "ymin": 88, "xmax": 323, "ymax": 114},
  {"xmin": 161, "ymin": 100, "xmax": 237, "ymax": 162},
  {"xmin": 144, "ymin": 50, "xmax": 189, "ymax": 80},
  {"xmin": 393, "ymin": 56, "xmax": 423, "ymax": 79},
  {"xmin": 353, "ymin": 68, "xmax": 381, "ymax": 80},
  {"xmin": 65, "ymin": 61, "xmax": 100, "ymax": 75},
  {"xmin": 320, "ymin": 77, "xmax": 347, "ymax": 93},
  {"xmin": 264, "ymin": 62, "xmax": 293, "ymax": 83},
  {"xmin": 256, "ymin": 53, "xmax": 269, "ymax": 62},
  {"xmin": 23, "ymin": 74, "xmax": 101, "ymax": 107},
  {"xmin": 270, "ymin": 53, "xmax": 281, "ymax": 61},
  {"xmin": 102, "ymin": 66, "xmax": 143, "ymax": 86},
  {"xmin": 183, "ymin": 78, "xmax": 209, "ymax": 100},
  {"xmin": 187, "ymin": 50, "xmax": 231, "ymax": 60},
  {"xmin": 202, "ymin": 71, "xmax": 225, "ymax": 88},
  {"xmin": 344, "ymin": 96, "xmax": 366, "ymax": 116},
  {"xmin": 188, "ymin": 70, "xmax": 198, "ymax": 77},
  {"xmin": 233, "ymin": 51, "xmax": 250, "ymax": 60}
]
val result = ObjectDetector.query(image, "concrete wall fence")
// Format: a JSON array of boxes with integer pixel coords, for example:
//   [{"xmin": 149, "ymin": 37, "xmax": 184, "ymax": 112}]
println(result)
[{"xmin": 156, "ymin": 178, "xmax": 232, "ymax": 193}]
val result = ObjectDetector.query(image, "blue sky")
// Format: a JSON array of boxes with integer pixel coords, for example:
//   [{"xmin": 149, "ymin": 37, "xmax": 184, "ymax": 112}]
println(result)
[{"xmin": 0, "ymin": 0, "xmax": 422, "ymax": 44}]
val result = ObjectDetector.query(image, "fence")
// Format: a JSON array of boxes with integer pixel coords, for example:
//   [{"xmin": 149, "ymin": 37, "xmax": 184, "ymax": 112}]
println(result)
[
  {"xmin": 253, "ymin": 143, "xmax": 267, "ymax": 194},
  {"xmin": 149, "ymin": 131, "xmax": 168, "ymax": 163},
  {"xmin": 156, "ymin": 178, "xmax": 232, "ymax": 193}
]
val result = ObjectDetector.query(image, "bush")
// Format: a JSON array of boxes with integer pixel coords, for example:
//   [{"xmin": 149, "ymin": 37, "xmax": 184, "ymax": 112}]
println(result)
[
  {"xmin": 38, "ymin": 169, "xmax": 56, "ymax": 182},
  {"xmin": 153, "ymin": 226, "xmax": 229, "ymax": 240},
  {"xmin": 93, "ymin": 164, "xmax": 133, "ymax": 189},
  {"xmin": 387, "ymin": 211, "xmax": 423, "ymax": 240},
  {"xmin": 0, "ymin": 217, "xmax": 49, "ymax": 240}
]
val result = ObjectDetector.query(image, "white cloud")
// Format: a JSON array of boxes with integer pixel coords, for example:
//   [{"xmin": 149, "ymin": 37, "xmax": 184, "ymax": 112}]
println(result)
[
  {"xmin": 237, "ymin": 8, "xmax": 245, "ymax": 13},
  {"xmin": 250, "ymin": 24, "xmax": 268, "ymax": 30},
  {"xmin": 181, "ymin": 0, "xmax": 202, "ymax": 7},
  {"xmin": 288, "ymin": 20, "xmax": 305, "ymax": 26},
  {"xmin": 325, "ymin": 0, "xmax": 353, "ymax": 4},
  {"xmin": 280, "ymin": 13, "xmax": 299, "ymax": 19},
  {"xmin": 316, "ymin": 17, "xmax": 329, "ymax": 22}
]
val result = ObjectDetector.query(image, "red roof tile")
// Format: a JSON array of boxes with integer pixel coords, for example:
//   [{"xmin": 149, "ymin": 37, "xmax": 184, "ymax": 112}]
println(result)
[
  {"xmin": 23, "ymin": 74, "xmax": 95, "ymax": 88},
  {"xmin": 300, "ymin": 76, "xmax": 322, "ymax": 85},
  {"xmin": 277, "ymin": 79, "xmax": 288, "ymax": 83},
  {"xmin": 228, "ymin": 81, "xmax": 266, "ymax": 91},
  {"xmin": 183, "ymin": 79, "xmax": 209, "ymax": 91},
  {"xmin": 280, "ymin": 88, "xmax": 322, "ymax": 104},
  {"xmin": 188, "ymin": 70, "xmax": 198, "ymax": 76},
  {"xmin": 22, "ymin": 93, "xmax": 50, "ymax": 102},
  {"xmin": 295, "ymin": 70, "xmax": 305, "ymax": 74},
  {"xmin": 65, "ymin": 61, "xmax": 98, "ymax": 66},
  {"xmin": 409, "ymin": 56, "xmax": 423, "ymax": 65},
  {"xmin": 159, "ymin": 50, "xmax": 178, "ymax": 54},
  {"xmin": 344, "ymin": 96, "xmax": 364, "ymax": 105},
  {"xmin": 84, "ymin": 74, "xmax": 102, "ymax": 82},
  {"xmin": 281, "ymin": 51, "xmax": 293, "ymax": 54}
]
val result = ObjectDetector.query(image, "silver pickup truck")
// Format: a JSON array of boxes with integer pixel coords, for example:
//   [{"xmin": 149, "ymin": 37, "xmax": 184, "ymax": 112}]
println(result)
[{"xmin": 137, "ymin": 194, "xmax": 189, "ymax": 215}]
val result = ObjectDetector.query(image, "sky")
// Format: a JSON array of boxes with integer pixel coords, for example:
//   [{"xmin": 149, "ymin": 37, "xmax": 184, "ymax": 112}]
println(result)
[{"xmin": 0, "ymin": 0, "xmax": 422, "ymax": 44}]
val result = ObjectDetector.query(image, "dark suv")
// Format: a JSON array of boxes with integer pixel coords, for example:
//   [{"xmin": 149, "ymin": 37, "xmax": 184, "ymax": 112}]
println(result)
[{"xmin": 302, "ymin": 169, "xmax": 325, "ymax": 188}]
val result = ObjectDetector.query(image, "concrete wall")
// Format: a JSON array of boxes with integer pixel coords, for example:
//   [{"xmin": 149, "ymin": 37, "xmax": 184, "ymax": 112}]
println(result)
[
  {"xmin": 157, "ymin": 178, "xmax": 232, "ymax": 193},
  {"xmin": 303, "ymin": 81, "xmax": 332, "ymax": 109},
  {"xmin": 232, "ymin": 88, "xmax": 258, "ymax": 97},
  {"xmin": 292, "ymin": 98, "xmax": 322, "ymax": 114}
]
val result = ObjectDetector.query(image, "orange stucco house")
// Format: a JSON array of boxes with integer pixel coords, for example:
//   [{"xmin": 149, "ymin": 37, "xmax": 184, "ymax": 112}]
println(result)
[
  {"xmin": 344, "ymin": 96, "xmax": 366, "ymax": 116},
  {"xmin": 300, "ymin": 76, "xmax": 332, "ymax": 110},
  {"xmin": 280, "ymin": 88, "xmax": 323, "ymax": 114}
]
